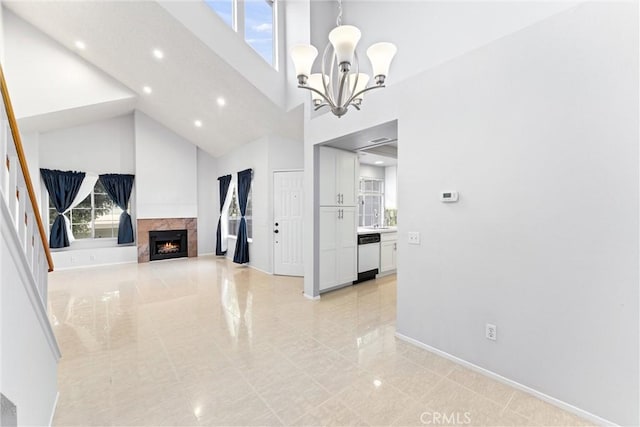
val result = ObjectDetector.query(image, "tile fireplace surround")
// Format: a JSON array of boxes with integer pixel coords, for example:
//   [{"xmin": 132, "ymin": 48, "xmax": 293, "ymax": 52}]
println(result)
[{"xmin": 137, "ymin": 218, "xmax": 197, "ymax": 263}]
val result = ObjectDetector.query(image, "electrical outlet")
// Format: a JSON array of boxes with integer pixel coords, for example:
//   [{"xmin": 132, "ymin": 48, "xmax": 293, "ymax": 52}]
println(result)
[
  {"xmin": 486, "ymin": 323, "xmax": 497, "ymax": 341},
  {"xmin": 408, "ymin": 232, "xmax": 420, "ymax": 245},
  {"xmin": 90, "ymin": 255, "xmax": 96, "ymax": 261},
  {"xmin": 70, "ymin": 256, "xmax": 77, "ymax": 263}
]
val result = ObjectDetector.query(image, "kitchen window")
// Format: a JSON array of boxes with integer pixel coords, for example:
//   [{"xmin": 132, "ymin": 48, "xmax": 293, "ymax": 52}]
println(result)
[{"xmin": 358, "ymin": 178, "xmax": 384, "ymax": 227}]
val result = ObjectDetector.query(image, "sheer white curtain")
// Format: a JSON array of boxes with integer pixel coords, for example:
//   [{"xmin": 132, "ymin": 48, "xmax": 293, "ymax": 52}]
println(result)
[
  {"xmin": 219, "ymin": 182, "xmax": 235, "ymax": 253},
  {"xmin": 63, "ymin": 172, "xmax": 98, "ymax": 243}
]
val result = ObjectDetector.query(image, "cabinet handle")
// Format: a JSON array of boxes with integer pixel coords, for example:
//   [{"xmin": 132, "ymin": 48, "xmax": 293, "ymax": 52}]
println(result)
[
  {"xmin": 337, "ymin": 194, "xmax": 340, "ymax": 204},
  {"xmin": 340, "ymin": 194, "xmax": 344, "ymax": 204},
  {"xmin": 394, "ymin": 243, "xmax": 396, "ymax": 250}
]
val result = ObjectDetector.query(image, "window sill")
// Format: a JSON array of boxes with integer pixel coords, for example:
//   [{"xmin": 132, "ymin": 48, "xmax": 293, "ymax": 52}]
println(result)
[{"xmin": 50, "ymin": 238, "xmax": 135, "ymax": 252}]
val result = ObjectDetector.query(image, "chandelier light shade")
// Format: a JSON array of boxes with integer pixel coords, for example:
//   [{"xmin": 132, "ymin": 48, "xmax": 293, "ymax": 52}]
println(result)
[
  {"xmin": 290, "ymin": 0, "xmax": 397, "ymax": 118},
  {"xmin": 328, "ymin": 25, "xmax": 361, "ymax": 69},
  {"xmin": 291, "ymin": 45, "xmax": 318, "ymax": 84},
  {"xmin": 367, "ymin": 42, "xmax": 398, "ymax": 84}
]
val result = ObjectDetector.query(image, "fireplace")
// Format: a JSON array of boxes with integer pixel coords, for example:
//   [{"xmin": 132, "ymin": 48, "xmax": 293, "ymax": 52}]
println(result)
[{"xmin": 149, "ymin": 229, "xmax": 188, "ymax": 261}]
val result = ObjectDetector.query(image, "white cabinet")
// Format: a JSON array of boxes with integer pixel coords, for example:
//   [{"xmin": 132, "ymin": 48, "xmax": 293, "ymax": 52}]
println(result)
[
  {"xmin": 319, "ymin": 206, "xmax": 357, "ymax": 291},
  {"xmin": 319, "ymin": 147, "xmax": 357, "ymax": 206},
  {"xmin": 380, "ymin": 232, "xmax": 397, "ymax": 273}
]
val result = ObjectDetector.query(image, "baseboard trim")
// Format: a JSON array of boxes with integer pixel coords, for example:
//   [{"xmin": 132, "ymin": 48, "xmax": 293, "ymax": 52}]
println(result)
[
  {"xmin": 303, "ymin": 293, "xmax": 320, "ymax": 300},
  {"xmin": 49, "ymin": 392, "xmax": 59, "ymax": 427},
  {"xmin": 394, "ymin": 332, "xmax": 617, "ymax": 427}
]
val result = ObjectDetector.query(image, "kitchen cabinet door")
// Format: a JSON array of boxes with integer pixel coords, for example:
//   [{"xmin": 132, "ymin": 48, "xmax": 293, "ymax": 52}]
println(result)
[
  {"xmin": 336, "ymin": 207, "xmax": 357, "ymax": 285},
  {"xmin": 380, "ymin": 240, "xmax": 396, "ymax": 273},
  {"xmin": 319, "ymin": 147, "xmax": 338, "ymax": 206},
  {"xmin": 319, "ymin": 207, "xmax": 338, "ymax": 291},
  {"xmin": 318, "ymin": 206, "xmax": 357, "ymax": 291},
  {"xmin": 336, "ymin": 150, "xmax": 357, "ymax": 206},
  {"xmin": 319, "ymin": 147, "xmax": 357, "ymax": 206}
]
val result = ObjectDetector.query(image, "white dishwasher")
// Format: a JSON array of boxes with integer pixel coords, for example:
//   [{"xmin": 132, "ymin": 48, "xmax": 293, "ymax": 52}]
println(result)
[{"xmin": 355, "ymin": 233, "xmax": 380, "ymax": 284}]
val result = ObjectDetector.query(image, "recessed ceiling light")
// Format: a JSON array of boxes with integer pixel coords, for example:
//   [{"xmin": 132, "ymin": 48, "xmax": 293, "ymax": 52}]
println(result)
[
  {"xmin": 74, "ymin": 40, "xmax": 86, "ymax": 50},
  {"xmin": 216, "ymin": 97, "xmax": 226, "ymax": 107},
  {"xmin": 142, "ymin": 86, "xmax": 152, "ymax": 94},
  {"xmin": 373, "ymin": 379, "xmax": 382, "ymax": 388},
  {"xmin": 374, "ymin": 160, "xmax": 384, "ymax": 165},
  {"xmin": 152, "ymin": 49, "xmax": 164, "ymax": 60},
  {"xmin": 194, "ymin": 120, "xmax": 203, "ymax": 128}
]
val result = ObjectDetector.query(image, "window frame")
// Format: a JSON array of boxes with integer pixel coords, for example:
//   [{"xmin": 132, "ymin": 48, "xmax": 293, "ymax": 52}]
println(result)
[
  {"xmin": 227, "ymin": 181, "xmax": 253, "ymax": 241},
  {"xmin": 206, "ymin": 0, "xmax": 278, "ymax": 68},
  {"xmin": 47, "ymin": 180, "xmax": 126, "ymax": 242},
  {"xmin": 358, "ymin": 177, "xmax": 385, "ymax": 227}
]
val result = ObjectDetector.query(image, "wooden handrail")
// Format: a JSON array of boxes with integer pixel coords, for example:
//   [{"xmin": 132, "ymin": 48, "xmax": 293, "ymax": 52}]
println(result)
[{"xmin": 0, "ymin": 65, "xmax": 54, "ymax": 272}]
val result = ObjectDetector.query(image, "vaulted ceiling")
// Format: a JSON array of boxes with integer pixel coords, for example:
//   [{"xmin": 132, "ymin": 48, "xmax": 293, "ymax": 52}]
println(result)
[{"xmin": 4, "ymin": 1, "xmax": 302, "ymax": 158}]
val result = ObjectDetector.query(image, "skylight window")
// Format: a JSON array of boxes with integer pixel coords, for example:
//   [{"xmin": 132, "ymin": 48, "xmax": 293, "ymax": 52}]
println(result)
[{"xmin": 244, "ymin": 0, "xmax": 274, "ymax": 65}]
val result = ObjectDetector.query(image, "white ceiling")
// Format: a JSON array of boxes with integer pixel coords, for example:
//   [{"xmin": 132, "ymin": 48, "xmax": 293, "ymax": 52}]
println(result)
[{"xmin": 4, "ymin": 1, "xmax": 302, "ymax": 158}]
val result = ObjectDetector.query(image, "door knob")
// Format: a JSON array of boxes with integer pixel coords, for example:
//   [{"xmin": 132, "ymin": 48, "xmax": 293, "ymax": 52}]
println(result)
[
  {"xmin": 275, "ymin": 222, "xmax": 279, "ymax": 226},
  {"xmin": 274, "ymin": 229, "xmax": 279, "ymax": 233}
]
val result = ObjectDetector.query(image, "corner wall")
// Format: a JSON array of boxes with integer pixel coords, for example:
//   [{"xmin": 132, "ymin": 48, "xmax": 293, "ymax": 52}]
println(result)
[
  {"xmin": 212, "ymin": 134, "xmax": 303, "ymax": 273},
  {"xmin": 197, "ymin": 148, "xmax": 219, "ymax": 255},
  {"xmin": 304, "ymin": 2, "xmax": 639, "ymax": 424}
]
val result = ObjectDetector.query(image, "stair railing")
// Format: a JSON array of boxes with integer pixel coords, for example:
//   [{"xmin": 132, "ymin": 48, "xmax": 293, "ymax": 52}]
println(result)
[{"xmin": 0, "ymin": 64, "xmax": 54, "ymax": 306}]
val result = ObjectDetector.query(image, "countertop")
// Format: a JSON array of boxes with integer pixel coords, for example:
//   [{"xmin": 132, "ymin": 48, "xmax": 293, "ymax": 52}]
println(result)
[{"xmin": 357, "ymin": 227, "xmax": 398, "ymax": 235}]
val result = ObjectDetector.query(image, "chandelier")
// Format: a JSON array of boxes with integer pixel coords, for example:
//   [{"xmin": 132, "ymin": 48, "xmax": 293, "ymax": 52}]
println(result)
[{"xmin": 291, "ymin": 0, "xmax": 397, "ymax": 118}]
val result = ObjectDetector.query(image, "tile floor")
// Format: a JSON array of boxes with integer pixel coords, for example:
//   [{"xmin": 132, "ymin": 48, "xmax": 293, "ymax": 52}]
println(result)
[{"xmin": 49, "ymin": 256, "xmax": 591, "ymax": 426}]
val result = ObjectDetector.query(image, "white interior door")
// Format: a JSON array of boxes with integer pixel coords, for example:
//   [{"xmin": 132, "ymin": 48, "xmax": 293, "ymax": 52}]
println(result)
[{"xmin": 273, "ymin": 171, "xmax": 304, "ymax": 276}]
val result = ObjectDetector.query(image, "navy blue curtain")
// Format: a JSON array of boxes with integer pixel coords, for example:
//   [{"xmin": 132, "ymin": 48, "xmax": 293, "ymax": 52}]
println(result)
[
  {"xmin": 40, "ymin": 169, "xmax": 85, "ymax": 248},
  {"xmin": 99, "ymin": 174, "xmax": 135, "ymax": 244},
  {"xmin": 216, "ymin": 175, "xmax": 232, "ymax": 256},
  {"xmin": 233, "ymin": 168, "xmax": 252, "ymax": 264}
]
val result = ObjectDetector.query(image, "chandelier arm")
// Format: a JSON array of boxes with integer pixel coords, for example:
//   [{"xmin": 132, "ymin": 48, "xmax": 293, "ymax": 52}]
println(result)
[
  {"xmin": 314, "ymin": 103, "xmax": 330, "ymax": 111},
  {"xmin": 345, "ymin": 84, "xmax": 385, "ymax": 106},
  {"xmin": 322, "ymin": 42, "xmax": 336, "ymax": 105},
  {"xmin": 336, "ymin": 71, "xmax": 350, "ymax": 108},
  {"xmin": 298, "ymin": 85, "xmax": 336, "ymax": 108}
]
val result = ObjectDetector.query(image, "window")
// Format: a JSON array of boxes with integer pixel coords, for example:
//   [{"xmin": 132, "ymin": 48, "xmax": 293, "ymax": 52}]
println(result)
[
  {"xmin": 205, "ymin": 0, "xmax": 235, "ymax": 28},
  {"xmin": 358, "ymin": 178, "xmax": 384, "ymax": 227},
  {"xmin": 205, "ymin": 0, "xmax": 277, "ymax": 67},
  {"xmin": 245, "ymin": 0, "xmax": 275, "ymax": 65},
  {"xmin": 48, "ymin": 180, "xmax": 123, "ymax": 240},
  {"xmin": 228, "ymin": 185, "xmax": 253, "ymax": 239}
]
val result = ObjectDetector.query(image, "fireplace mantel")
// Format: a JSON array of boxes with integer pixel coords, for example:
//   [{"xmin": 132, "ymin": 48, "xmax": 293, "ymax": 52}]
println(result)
[{"xmin": 137, "ymin": 218, "xmax": 197, "ymax": 263}]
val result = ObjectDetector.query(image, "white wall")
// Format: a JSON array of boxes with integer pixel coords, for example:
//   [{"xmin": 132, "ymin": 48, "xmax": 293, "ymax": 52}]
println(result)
[
  {"xmin": 359, "ymin": 164, "xmax": 384, "ymax": 180},
  {"xmin": 304, "ymin": 2, "xmax": 638, "ymax": 425},
  {"xmin": 134, "ymin": 111, "xmax": 198, "ymax": 219},
  {"xmin": 197, "ymin": 148, "xmax": 219, "ymax": 255},
  {"xmin": 39, "ymin": 114, "xmax": 135, "ymax": 174},
  {"xmin": 3, "ymin": 9, "xmax": 134, "ymax": 121},
  {"xmin": 384, "ymin": 166, "xmax": 397, "ymax": 210},
  {"xmin": 310, "ymin": 1, "xmax": 578, "ymax": 89}
]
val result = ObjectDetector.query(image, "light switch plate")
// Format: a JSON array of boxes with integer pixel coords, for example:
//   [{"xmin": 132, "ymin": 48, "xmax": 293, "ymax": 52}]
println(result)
[{"xmin": 408, "ymin": 232, "xmax": 420, "ymax": 245}]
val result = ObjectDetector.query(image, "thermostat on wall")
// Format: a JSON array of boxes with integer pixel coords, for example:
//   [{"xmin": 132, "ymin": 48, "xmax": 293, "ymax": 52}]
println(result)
[{"xmin": 440, "ymin": 191, "xmax": 459, "ymax": 202}]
